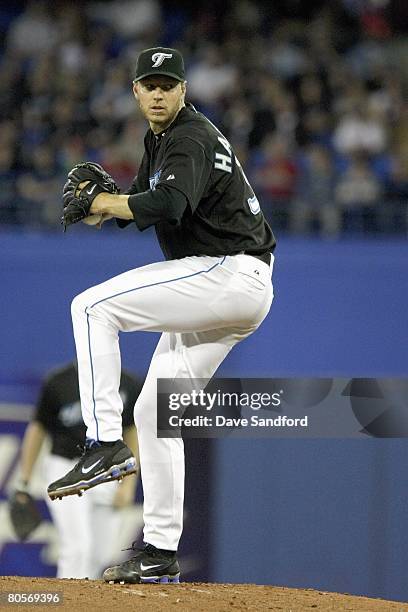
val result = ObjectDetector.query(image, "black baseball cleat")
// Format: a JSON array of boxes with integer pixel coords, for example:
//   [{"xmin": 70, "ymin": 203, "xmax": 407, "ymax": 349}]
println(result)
[
  {"xmin": 47, "ymin": 439, "xmax": 137, "ymax": 500},
  {"xmin": 103, "ymin": 543, "xmax": 180, "ymax": 584}
]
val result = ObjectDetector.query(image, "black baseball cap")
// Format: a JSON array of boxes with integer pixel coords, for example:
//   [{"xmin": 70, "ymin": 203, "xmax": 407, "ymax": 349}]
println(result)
[{"xmin": 134, "ymin": 47, "xmax": 185, "ymax": 82}]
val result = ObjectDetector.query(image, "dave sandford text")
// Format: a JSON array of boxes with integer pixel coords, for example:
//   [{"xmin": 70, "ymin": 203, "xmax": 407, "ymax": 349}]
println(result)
[{"xmin": 166, "ymin": 390, "xmax": 308, "ymax": 428}]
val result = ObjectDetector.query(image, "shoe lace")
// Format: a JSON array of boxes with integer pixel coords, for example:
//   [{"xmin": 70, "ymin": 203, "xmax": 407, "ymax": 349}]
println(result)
[
  {"xmin": 118, "ymin": 542, "xmax": 145, "ymax": 569},
  {"xmin": 121, "ymin": 542, "xmax": 173, "ymax": 561},
  {"xmin": 121, "ymin": 542, "xmax": 160, "ymax": 557},
  {"xmin": 75, "ymin": 439, "xmax": 101, "ymax": 462},
  {"xmin": 122, "ymin": 541, "xmax": 144, "ymax": 553}
]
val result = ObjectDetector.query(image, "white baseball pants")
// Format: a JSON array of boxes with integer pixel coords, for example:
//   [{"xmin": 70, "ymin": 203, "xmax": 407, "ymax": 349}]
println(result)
[{"xmin": 71, "ymin": 253, "xmax": 274, "ymax": 550}]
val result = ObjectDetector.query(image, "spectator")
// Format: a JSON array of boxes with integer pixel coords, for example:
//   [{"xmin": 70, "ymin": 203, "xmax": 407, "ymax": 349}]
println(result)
[
  {"xmin": 6, "ymin": 1, "xmax": 58, "ymax": 57},
  {"xmin": 266, "ymin": 29, "xmax": 309, "ymax": 80},
  {"xmin": 247, "ymin": 74, "xmax": 279, "ymax": 148},
  {"xmin": 16, "ymin": 145, "xmax": 63, "ymax": 227},
  {"xmin": 252, "ymin": 133, "xmax": 299, "ymax": 230},
  {"xmin": 296, "ymin": 108, "xmax": 332, "ymax": 148},
  {"xmin": 292, "ymin": 144, "xmax": 338, "ymax": 237},
  {"xmin": 0, "ymin": 55, "xmax": 25, "ymax": 118},
  {"xmin": 333, "ymin": 102, "xmax": 388, "ymax": 156},
  {"xmin": 0, "ymin": 0, "xmax": 406, "ymax": 236},
  {"xmin": 381, "ymin": 151, "xmax": 408, "ymax": 233},
  {"xmin": 89, "ymin": 63, "xmax": 135, "ymax": 123},
  {"xmin": 222, "ymin": 98, "xmax": 253, "ymax": 151},
  {"xmin": 100, "ymin": 117, "xmax": 147, "ymax": 187},
  {"xmin": 87, "ymin": 0, "xmax": 161, "ymax": 41},
  {"xmin": 187, "ymin": 44, "xmax": 238, "ymax": 107},
  {"xmin": 334, "ymin": 155, "xmax": 383, "ymax": 233},
  {"xmin": 0, "ymin": 147, "xmax": 18, "ymax": 225}
]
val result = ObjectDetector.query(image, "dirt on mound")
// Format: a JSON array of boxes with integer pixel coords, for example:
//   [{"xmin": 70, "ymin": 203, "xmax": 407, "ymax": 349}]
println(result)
[{"xmin": 0, "ymin": 576, "xmax": 407, "ymax": 611}]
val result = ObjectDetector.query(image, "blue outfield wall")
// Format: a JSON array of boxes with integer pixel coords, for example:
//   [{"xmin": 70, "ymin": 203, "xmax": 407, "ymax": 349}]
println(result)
[
  {"xmin": 2, "ymin": 229, "xmax": 407, "ymax": 396},
  {"xmin": 1, "ymin": 228, "xmax": 408, "ymax": 599},
  {"xmin": 211, "ymin": 439, "xmax": 408, "ymax": 602}
]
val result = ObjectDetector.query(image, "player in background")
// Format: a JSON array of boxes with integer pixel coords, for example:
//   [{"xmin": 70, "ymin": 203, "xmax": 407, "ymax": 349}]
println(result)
[
  {"xmin": 14, "ymin": 361, "xmax": 140, "ymax": 578},
  {"xmin": 51, "ymin": 47, "xmax": 276, "ymax": 584}
]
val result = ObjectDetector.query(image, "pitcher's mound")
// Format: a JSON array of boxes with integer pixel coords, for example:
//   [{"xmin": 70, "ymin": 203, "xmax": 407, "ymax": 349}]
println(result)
[{"xmin": 1, "ymin": 576, "xmax": 406, "ymax": 611}]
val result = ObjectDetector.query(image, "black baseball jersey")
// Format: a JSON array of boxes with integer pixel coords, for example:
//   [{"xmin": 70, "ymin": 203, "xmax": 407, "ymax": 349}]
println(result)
[
  {"xmin": 34, "ymin": 362, "xmax": 142, "ymax": 460},
  {"xmin": 127, "ymin": 103, "xmax": 276, "ymax": 260}
]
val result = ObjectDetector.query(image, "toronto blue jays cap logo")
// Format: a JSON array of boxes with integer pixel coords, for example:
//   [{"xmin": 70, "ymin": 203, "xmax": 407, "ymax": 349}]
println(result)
[
  {"xmin": 151, "ymin": 52, "xmax": 173, "ymax": 67},
  {"xmin": 134, "ymin": 47, "xmax": 185, "ymax": 82}
]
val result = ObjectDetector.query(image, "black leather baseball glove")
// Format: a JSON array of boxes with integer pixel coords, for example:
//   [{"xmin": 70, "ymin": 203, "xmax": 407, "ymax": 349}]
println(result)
[
  {"xmin": 62, "ymin": 162, "xmax": 119, "ymax": 231},
  {"xmin": 9, "ymin": 490, "xmax": 42, "ymax": 541}
]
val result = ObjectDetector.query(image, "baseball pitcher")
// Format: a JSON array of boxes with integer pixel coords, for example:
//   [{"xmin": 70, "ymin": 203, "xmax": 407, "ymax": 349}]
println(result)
[{"xmin": 49, "ymin": 47, "xmax": 276, "ymax": 584}]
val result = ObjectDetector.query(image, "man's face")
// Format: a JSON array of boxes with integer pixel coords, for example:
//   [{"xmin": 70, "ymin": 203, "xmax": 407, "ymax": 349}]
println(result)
[{"xmin": 133, "ymin": 76, "xmax": 186, "ymax": 133}]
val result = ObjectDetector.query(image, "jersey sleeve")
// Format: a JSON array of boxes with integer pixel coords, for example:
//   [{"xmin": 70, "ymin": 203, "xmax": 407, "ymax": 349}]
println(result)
[
  {"xmin": 129, "ymin": 186, "xmax": 188, "ymax": 231},
  {"xmin": 155, "ymin": 137, "xmax": 213, "ymax": 212}
]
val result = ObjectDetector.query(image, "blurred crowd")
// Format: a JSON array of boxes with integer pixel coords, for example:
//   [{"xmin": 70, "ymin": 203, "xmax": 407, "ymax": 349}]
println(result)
[{"xmin": 0, "ymin": 0, "xmax": 407, "ymax": 236}]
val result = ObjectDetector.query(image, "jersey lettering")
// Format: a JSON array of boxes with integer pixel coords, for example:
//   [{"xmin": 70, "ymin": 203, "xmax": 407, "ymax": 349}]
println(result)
[
  {"xmin": 214, "ymin": 137, "xmax": 233, "ymax": 173},
  {"xmin": 214, "ymin": 135, "xmax": 261, "ymax": 214},
  {"xmin": 215, "ymin": 153, "xmax": 232, "ymax": 173}
]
